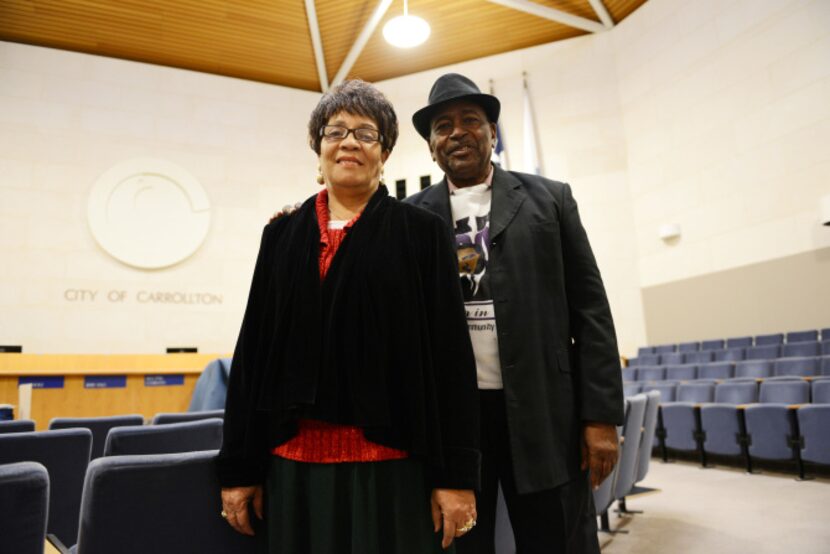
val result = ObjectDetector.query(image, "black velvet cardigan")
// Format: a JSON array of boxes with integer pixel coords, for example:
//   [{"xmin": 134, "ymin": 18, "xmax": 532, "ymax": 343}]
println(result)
[{"xmin": 215, "ymin": 186, "xmax": 480, "ymax": 490}]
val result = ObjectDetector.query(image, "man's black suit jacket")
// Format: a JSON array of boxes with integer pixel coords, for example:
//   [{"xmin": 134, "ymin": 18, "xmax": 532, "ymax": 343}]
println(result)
[{"xmin": 405, "ymin": 164, "xmax": 624, "ymax": 494}]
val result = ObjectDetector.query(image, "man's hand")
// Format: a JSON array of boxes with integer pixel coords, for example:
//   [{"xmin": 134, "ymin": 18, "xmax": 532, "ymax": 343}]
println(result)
[
  {"xmin": 580, "ymin": 422, "xmax": 619, "ymax": 490},
  {"xmin": 220, "ymin": 485, "xmax": 263, "ymax": 536},
  {"xmin": 430, "ymin": 488, "xmax": 477, "ymax": 549}
]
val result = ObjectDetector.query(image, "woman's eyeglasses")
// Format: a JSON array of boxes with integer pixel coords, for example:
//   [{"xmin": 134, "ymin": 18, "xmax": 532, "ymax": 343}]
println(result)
[{"xmin": 320, "ymin": 125, "xmax": 382, "ymax": 144}]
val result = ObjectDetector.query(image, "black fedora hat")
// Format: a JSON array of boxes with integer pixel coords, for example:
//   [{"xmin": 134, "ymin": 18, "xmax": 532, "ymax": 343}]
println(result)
[{"xmin": 412, "ymin": 73, "xmax": 500, "ymax": 139}]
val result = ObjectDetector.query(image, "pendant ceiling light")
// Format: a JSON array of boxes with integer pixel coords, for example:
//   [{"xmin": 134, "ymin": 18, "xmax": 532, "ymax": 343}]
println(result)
[{"xmin": 383, "ymin": 0, "xmax": 430, "ymax": 48}]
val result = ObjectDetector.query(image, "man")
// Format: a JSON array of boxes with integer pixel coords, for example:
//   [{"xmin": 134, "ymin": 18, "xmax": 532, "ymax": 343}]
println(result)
[{"xmin": 405, "ymin": 73, "xmax": 624, "ymax": 553}]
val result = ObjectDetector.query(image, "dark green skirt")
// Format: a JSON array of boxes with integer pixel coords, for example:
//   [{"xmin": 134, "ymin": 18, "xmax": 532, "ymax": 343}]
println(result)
[{"xmin": 260, "ymin": 456, "xmax": 453, "ymax": 554}]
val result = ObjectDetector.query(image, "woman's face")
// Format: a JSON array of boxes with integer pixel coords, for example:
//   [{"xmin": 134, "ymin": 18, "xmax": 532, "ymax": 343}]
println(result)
[{"xmin": 319, "ymin": 111, "xmax": 388, "ymax": 191}]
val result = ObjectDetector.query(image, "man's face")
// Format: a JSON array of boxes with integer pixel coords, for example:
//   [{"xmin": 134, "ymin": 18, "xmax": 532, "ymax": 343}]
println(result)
[{"xmin": 428, "ymin": 100, "xmax": 496, "ymax": 187}]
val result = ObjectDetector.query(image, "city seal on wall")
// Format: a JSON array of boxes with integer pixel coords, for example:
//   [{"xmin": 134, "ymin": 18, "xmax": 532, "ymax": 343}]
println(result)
[{"xmin": 87, "ymin": 158, "xmax": 211, "ymax": 269}]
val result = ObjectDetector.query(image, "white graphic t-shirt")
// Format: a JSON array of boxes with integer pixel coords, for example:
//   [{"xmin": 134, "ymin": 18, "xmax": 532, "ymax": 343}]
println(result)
[{"xmin": 449, "ymin": 182, "xmax": 503, "ymax": 389}]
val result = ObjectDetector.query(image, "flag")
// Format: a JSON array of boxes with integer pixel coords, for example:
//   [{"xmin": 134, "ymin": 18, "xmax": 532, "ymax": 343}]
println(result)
[
  {"xmin": 489, "ymin": 80, "xmax": 509, "ymax": 170},
  {"xmin": 523, "ymin": 74, "xmax": 543, "ymax": 176}
]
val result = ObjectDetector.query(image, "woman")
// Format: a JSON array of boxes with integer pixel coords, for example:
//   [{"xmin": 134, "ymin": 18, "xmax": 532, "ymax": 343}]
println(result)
[{"xmin": 216, "ymin": 80, "xmax": 480, "ymax": 553}]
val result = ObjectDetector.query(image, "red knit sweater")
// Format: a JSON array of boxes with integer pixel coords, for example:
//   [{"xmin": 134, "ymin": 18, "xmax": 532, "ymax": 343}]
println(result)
[{"xmin": 271, "ymin": 189, "xmax": 408, "ymax": 463}]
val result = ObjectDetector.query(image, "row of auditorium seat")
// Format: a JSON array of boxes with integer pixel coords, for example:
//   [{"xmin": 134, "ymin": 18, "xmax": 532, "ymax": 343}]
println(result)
[
  {"xmin": 0, "ymin": 410, "xmax": 225, "ymax": 551},
  {"xmin": 637, "ymin": 328, "xmax": 830, "ymax": 357},
  {"xmin": 623, "ymin": 357, "xmax": 830, "ymax": 382},
  {"xmin": 630, "ymin": 342, "xmax": 830, "ymax": 367},
  {"xmin": 0, "ymin": 451, "xmax": 256, "ymax": 554},
  {"xmin": 624, "ymin": 380, "xmax": 830, "ymax": 479}
]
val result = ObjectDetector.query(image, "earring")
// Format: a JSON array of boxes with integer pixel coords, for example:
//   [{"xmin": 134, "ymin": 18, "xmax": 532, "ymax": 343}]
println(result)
[
  {"xmin": 379, "ymin": 169, "xmax": 386, "ymax": 186},
  {"xmin": 316, "ymin": 166, "xmax": 325, "ymax": 185}
]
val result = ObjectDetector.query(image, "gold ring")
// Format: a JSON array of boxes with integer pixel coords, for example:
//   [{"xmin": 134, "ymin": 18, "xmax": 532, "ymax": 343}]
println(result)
[{"xmin": 221, "ymin": 510, "xmax": 228, "ymax": 518}]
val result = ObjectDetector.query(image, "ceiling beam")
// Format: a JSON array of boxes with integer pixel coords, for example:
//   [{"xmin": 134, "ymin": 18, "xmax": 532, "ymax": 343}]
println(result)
[
  {"xmin": 331, "ymin": 0, "xmax": 394, "ymax": 88},
  {"xmin": 484, "ymin": 0, "xmax": 606, "ymax": 33},
  {"xmin": 304, "ymin": 0, "xmax": 329, "ymax": 91},
  {"xmin": 587, "ymin": 0, "xmax": 615, "ymax": 28}
]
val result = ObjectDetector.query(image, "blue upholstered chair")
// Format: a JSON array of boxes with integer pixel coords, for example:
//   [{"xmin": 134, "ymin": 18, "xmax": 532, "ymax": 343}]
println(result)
[
  {"xmin": 0, "ymin": 428, "xmax": 92, "ymax": 546},
  {"xmin": 823, "ymin": 342, "xmax": 830, "ymax": 356},
  {"xmin": 726, "ymin": 336, "xmax": 753, "ymax": 348},
  {"xmin": 797, "ymin": 405, "xmax": 830, "ymax": 471},
  {"xmin": 773, "ymin": 357, "xmax": 818, "ymax": 378},
  {"xmin": 623, "ymin": 382, "xmax": 642, "ymax": 397},
  {"xmin": 743, "ymin": 381, "xmax": 809, "ymax": 467},
  {"xmin": 677, "ymin": 341, "xmax": 700, "ymax": 353},
  {"xmin": 782, "ymin": 342, "xmax": 820, "ymax": 358},
  {"xmin": 634, "ymin": 390, "xmax": 661, "ymax": 484},
  {"xmin": 698, "ymin": 362, "xmax": 734, "ymax": 380},
  {"xmin": 714, "ymin": 347, "xmax": 745, "ymax": 362},
  {"xmin": 745, "ymin": 344, "xmax": 781, "ymax": 360},
  {"xmin": 637, "ymin": 346, "xmax": 654, "ymax": 357},
  {"xmin": 665, "ymin": 364, "xmax": 697, "ymax": 381},
  {"xmin": 0, "ymin": 419, "xmax": 36, "ymax": 434},
  {"xmin": 49, "ymin": 415, "xmax": 145, "ymax": 459},
  {"xmin": 103, "ymin": 419, "xmax": 223, "ymax": 456},
  {"xmin": 653, "ymin": 344, "xmax": 676, "ymax": 354},
  {"xmin": 701, "ymin": 339, "xmax": 725, "ymax": 351},
  {"xmin": 813, "ymin": 380, "xmax": 830, "ymax": 404},
  {"xmin": 71, "ymin": 451, "xmax": 258, "ymax": 554},
  {"xmin": 700, "ymin": 381, "xmax": 758, "ymax": 469},
  {"xmin": 684, "ymin": 350, "xmax": 714, "ymax": 364},
  {"xmin": 188, "ymin": 357, "xmax": 232, "ymax": 412},
  {"xmin": 755, "ymin": 333, "xmax": 784, "ymax": 346},
  {"xmin": 641, "ymin": 382, "xmax": 677, "ymax": 403},
  {"xmin": 786, "ymin": 330, "xmax": 818, "ymax": 343},
  {"xmin": 822, "ymin": 328, "xmax": 830, "ymax": 341},
  {"xmin": 634, "ymin": 353, "xmax": 660, "ymax": 367},
  {"xmin": 822, "ymin": 356, "xmax": 830, "ymax": 376},
  {"xmin": 0, "ymin": 461, "xmax": 49, "ymax": 554},
  {"xmin": 621, "ymin": 367, "xmax": 638, "ymax": 382},
  {"xmin": 638, "ymin": 366, "xmax": 666, "ymax": 382},
  {"xmin": 660, "ymin": 352, "xmax": 684, "ymax": 365},
  {"xmin": 613, "ymin": 395, "xmax": 647, "ymax": 508},
  {"xmin": 660, "ymin": 383, "xmax": 715, "ymax": 465},
  {"xmin": 735, "ymin": 360, "xmax": 773, "ymax": 379},
  {"xmin": 152, "ymin": 409, "xmax": 225, "ymax": 425}
]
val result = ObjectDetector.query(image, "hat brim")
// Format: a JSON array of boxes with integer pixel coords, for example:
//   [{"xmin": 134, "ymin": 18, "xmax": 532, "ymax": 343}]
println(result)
[{"xmin": 412, "ymin": 93, "xmax": 501, "ymax": 140}]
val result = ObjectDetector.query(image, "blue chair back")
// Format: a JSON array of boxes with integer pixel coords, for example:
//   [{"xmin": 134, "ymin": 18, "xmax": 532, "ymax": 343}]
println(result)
[
  {"xmin": 745, "ymin": 345, "xmax": 781, "ymax": 360},
  {"xmin": 755, "ymin": 333, "xmax": 784, "ymax": 346},
  {"xmin": 782, "ymin": 342, "xmax": 820, "ymax": 358},
  {"xmin": 152, "ymin": 409, "xmax": 225, "ymax": 425},
  {"xmin": 660, "ymin": 352, "xmax": 684, "ymax": 365},
  {"xmin": 811, "ymin": 381, "xmax": 830, "ymax": 404},
  {"xmin": 773, "ymin": 357, "xmax": 818, "ymax": 377},
  {"xmin": 623, "ymin": 382, "xmax": 642, "ymax": 397},
  {"xmin": 0, "ymin": 461, "xmax": 49, "ymax": 554},
  {"xmin": 677, "ymin": 341, "xmax": 700, "ymax": 352},
  {"xmin": 638, "ymin": 366, "xmax": 665, "ymax": 382},
  {"xmin": 654, "ymin": 344, "xmax": 676, "ymax": 354},
  {"xmin": 698, "ymin": 362, "xmax": 734, "ymax": 380},
  {"xmin": 665, "ymin": 364, "xmax": 697, "ymax": 381},
  {"xmin": 613, "ymin": 395, "xmax": 647, "ymax": 499},
  {"xmin": 676, "ymin": 382, "xmax": 715, "ymax": 403},
  {"xmin": 786, "ymin": 330, "xmax": 817, "ymax": 343},
  {"xmin": 735, "ymin": 360, "xmax": 773, "ymax": 378},
  {"xmin": 701, "ymin": 339, "xmax": 725, "ymax": 350},
  {"xmin": 188, "ymin": 357, "xmax": 232, "ymax": 412},
  {"xmin": 635, "ymin": 391, "xmax": 660, "ymax": 483},
  {"xmin": 726, "ymin": 336, "xmax": 753, "ymax": 348},
  {"xmin": 642, "ymin": 382, "xmax": 677, "ymax": 402},
  {"xmin": 49, "ymin": 415, "xmax": 145, "ymax": 459},
  {"xmin": 74, "ymin": 451, "xmax": 258, "ymax": 554},
  {"xmin": 0, "ymin": 428, "xmax": 92, "ymax": 545},
  {"xmin": 714, "ymin": 382, "xmax": 758, "ymax": 404},
  {"xmin": 714, "ymin": 347, "xmax": 744, "ymax": 362},
  {"xmin": 758, "ymin": 381, "xmax": 809, "ymax": 404},
  {"xmin": 0, "ymin": 419, "xmax": 36, "ymax": 434},
  {"xmin": 104, "ymin": 419, "xmax": 223, "ymax": 456}
]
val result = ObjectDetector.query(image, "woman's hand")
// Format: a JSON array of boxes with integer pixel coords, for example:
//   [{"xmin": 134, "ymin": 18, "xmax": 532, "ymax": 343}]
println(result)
[
  {"xmin": 430, "ymin": 488, "xmax": 477, "ymax": 549},
  {"xmin": 220, "ymin": 485, "xmax": 263, "ymax": 536}
]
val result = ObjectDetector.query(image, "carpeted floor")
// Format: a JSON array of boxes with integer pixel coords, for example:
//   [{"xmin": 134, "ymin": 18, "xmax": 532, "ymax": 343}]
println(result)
[{"xmin": 599, "ymin": 460, "xmax": 830, "ymax": 553}]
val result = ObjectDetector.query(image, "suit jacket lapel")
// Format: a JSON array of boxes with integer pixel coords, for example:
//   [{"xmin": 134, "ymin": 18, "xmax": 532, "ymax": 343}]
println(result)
[
  {"xmin": 490, "ymin": 165, "xmax": 526, "ymax": 239},
  {"xmin": 418, "ymin": 180, "xmax": 453, "ymax": 228}
]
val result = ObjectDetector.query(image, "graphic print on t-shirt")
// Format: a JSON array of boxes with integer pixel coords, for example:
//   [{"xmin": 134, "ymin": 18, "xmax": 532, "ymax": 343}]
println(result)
[
  {"xmin": 454, "ymin": 214, "xmax": 491, "ymax": 301},
  {"xmin": 450, "ymin": 183, "xmax": 503, "ymax": 389}
]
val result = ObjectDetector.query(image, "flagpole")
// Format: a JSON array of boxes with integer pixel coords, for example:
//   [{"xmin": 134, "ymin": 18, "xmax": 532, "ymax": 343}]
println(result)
[
  {"xmin": 489, "ymin": 79, "xmax": 509, "ymax": 171},
  {"xmin": 522, "ymin": 72, "xmax": 544, "ymax": 176}
]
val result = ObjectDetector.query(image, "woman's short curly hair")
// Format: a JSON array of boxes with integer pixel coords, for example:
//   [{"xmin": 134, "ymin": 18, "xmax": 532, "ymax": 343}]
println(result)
[{"xmin": 308, "ymin": 79, "xmax": 398, "ymax": 155}]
